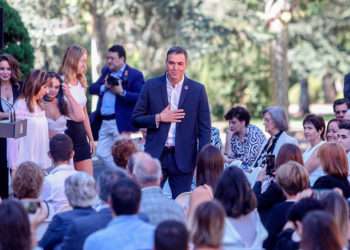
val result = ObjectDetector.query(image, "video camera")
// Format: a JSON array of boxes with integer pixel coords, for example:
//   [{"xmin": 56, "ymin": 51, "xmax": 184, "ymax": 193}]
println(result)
[{"xmin": 106, "ymin": 72, "xmax": 123, "ymax": 86}]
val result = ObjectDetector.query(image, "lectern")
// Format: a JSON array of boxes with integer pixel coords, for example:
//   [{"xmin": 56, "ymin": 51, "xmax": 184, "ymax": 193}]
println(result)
[{"xmin": 0, "ymin": 98, "xmax": 27, "ymax": 138}]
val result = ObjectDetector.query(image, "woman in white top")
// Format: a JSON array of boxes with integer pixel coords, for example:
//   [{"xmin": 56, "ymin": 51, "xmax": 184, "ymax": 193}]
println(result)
[
  {"xmin": 59, "ymin": 45, "xmax": 95, "ymax": 175},
  {"xmin": 41, "ymin": 72, "xmax": 84, "ymax": 138},
  {"xmin": 7, "ymin": 70, "xmax": 51, "ymax": 170},
  {"xmin": 215, "ymin": 167, "xmax": 267, "ymax": 250},
  {"xmin": 302, "ymin": 114, "xmax": 326, "ymax": 185}
]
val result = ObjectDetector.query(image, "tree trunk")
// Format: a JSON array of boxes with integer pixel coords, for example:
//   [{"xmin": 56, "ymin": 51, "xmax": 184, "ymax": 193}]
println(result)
[
  {"xmin": 299, "ymin": 78, "xmax": 310, "ymax": 115},
  {"xmin": 322, "ymin": 72, "xmax": 336, "ymax": 103},
  {"xmin": 270, "ymin": 25, "xmax": 289, "ymax": 109}
]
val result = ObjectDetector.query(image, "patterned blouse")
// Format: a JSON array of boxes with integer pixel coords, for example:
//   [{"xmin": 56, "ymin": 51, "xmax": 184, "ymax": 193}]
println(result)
[{"xmin": 228, "ymin": 124, "xmax": 266, "ymax": 168}]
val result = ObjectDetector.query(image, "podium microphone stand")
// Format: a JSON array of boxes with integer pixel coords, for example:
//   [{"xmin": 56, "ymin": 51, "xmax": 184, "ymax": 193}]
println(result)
[{"xmin": 0, "ymin": 98, "xmax": 27, "ymax": 138}]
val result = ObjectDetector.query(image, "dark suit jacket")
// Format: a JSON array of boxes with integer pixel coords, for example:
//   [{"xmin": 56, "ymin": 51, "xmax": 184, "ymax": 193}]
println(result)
[
  {"xmin": 60, "ymin": 207, "xmax": 112, "ymax": 250},
  {"xmin": 344, "ymin": 73, "xmax": 350, "ymax": 100},
  {"xmin": 89, "ymin": 64, "xmax": 144, "ymax": 134},
  {"xmin": 132, "ymin": 74, "xmax": 211, "ymax": 173},
  {"xmin": 39, "ymin": 207, "xmax": 96, "ymax": 250}
]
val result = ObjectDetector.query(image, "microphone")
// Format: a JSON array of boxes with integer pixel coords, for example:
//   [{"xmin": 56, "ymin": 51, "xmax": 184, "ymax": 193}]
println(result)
[{"xmin": 0, "ymin": 97, "xmax": 15, "ymax": 122}]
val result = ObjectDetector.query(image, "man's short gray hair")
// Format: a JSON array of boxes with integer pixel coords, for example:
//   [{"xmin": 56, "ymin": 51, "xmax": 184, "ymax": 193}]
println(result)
[
  {"xmin": 65, "ymin": 172, "xmax": 97, "ymax": 207},
  {"xmin": 132, "ymin": 152, "xmax": 162, "ymax": 186},
  {"xmin": 263, "ymin": 106, "xmax": 289, "ymax": 132}
]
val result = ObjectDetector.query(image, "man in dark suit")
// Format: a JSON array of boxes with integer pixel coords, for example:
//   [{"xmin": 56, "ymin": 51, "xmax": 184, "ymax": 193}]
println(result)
[
  {"xmin": 132, "ymin": 46, "xmax": 211, "ymax": 198},
  {"xmin": 60, "ymin": 168, "xmax": 127, "ymax": 250},
  {"xmin": 89, "ymin": 44, "xmax": 144, "ymax": 168}
]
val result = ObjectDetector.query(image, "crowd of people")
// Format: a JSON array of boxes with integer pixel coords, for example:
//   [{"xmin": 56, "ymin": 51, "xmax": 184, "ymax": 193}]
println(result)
[{"xmin": 1, "ymin": 44, "xmax": 350, "ymax": 250}]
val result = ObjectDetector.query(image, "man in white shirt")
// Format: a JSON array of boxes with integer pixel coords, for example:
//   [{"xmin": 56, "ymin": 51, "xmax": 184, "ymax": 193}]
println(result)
[{"xmin": 41, "ymin": 134, "xmax": 77, "ymax": 214}]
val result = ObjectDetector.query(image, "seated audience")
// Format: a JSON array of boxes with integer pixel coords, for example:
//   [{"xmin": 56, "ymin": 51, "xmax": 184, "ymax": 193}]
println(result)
[
  {"xmin": 133, "ymin": 152, "xmax": 185, "ymax": 225},
  {"xmin": 60, "ymin": 168, "xmax": 127, "ymax": 250},
  {"xmin": 274, "ymin": 198, "xmax": 323, "ymax": 250},
  {"xmin": 39, "ymin": 172, "xmax": 97, "ymax": 250},
  {"xmin": 41, "ymin": 134, "xmax": 77, "ymax": 214},
  {"xmin": 215, "ymin": 167, "xmax": 267, "ymax": 249},
  {"xmin": 333, "ymin": 98, "xmax": 349, "ymax": 120},
  {"xmin": 263, "ymin": 161, "xmax": 309, "ymax": 250},
  {"xmin": 154, "ymin": 220, "xmax": 189, "ymax": 250},
  {"xmin": 191, "ymin": 201, "xmax": 225, "ymax": 250},
  {"xmin": 253, "ymin": 106, "xmax": 297, "ymax": 169},
  {"xmin": 224, "ymin": 106, "xmax": 266, "ymax": 169},
  {"xmin": 300, "ymin": 211, "xmax": 343, "ymax": 250},
  {"xmin": 187, "ymin": 144, "xmax": 224, "ymax": 223},
  {"xmin": 0, "ymin": 200, "xmax": 32, "ymax": 250},
  {"xmin": 84, "ymin": 178, "xmax": 155, "ymax": 250},
  {"xmin": 302, "ymin": 114, "xmax": 326, "ymax": 185},
  {"xmin": 254, "ymin": 143, "xmax": 304, "ymax": 224},
  {"xmin": 326, "ymin": 118, "xmax": 339, "ymax": 142},
  {"xmin": 313, "ymin": 142, "xmax": 350, "ymax": 198},
  {"xmin": 111, "ymin": 136, "xmax": 138, "ymax": 170},
  {"xmin": 321, "ymin": 191, "xmax": 349, "ymax": 246}
]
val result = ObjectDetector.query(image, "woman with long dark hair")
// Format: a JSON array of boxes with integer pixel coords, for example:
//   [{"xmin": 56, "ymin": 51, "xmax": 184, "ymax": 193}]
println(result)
[
  {"xmin": 59, "ymin": 45, "xmax": 95, "ymax": 175},
  {"xmin": 41, "ymin": 72, "xmax": 83, "ymax": 138},
  {"xmin": 7, "ymin": 70, "xmax": 50, "ymax": 171},
  {"xmin": 0, "ymin": 53, "xmax": 21, "ymax": 198}
]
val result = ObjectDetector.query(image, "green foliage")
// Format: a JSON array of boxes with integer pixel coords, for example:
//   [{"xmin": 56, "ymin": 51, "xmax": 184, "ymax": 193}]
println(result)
[{"xmin": 0, "ymin": 0, "xmax": 34, "ymax": 77}]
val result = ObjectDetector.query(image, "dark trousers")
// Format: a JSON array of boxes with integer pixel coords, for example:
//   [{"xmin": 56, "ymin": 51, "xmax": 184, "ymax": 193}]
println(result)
[{"xmin": 160, "ymin": 147, "xmax": 193, "ymax": 199}]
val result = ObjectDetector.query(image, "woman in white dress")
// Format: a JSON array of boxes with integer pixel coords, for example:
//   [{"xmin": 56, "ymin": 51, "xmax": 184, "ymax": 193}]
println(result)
[
  {"xmin": 7, "ymin": 70, "xmax": 50, "ymax": 170},
  {"xmin": 59, "ymin": 45, "xmax": 95, "ymax": 175},
  {"xmin": 41, "ymin": 72, "xmax": 84, "ymax": 138},
  {"xmin": 303, "ymin": 114, "xmax": 326, "ymax": 185}
]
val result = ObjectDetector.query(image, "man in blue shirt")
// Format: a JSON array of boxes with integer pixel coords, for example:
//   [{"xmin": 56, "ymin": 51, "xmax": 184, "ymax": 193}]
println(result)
[
  {"xmin": 89, "ymin": 45, "xmax": 144, "ymax": 168},
  {"xmin": 84, "ymin": 178, "xmax": 154, "ymax": 250}
]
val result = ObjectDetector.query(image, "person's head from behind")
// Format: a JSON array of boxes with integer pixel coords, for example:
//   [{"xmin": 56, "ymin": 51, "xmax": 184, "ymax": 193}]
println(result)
[
  {"xmin": 64, "ymin": 172, "xmax": 97, "ymax": 208},
  {"xmin": 22, "ymin": 69, "xmax": 49, "ymax": 112},
  {"xmin": 0, "ymin": 200, "xmax": 31, "ymax": 250},
  {"xmin": 275, "ymin": 143, "xmax": 304, "ymax": 169},
  {"xmin": 49, "ymin": 134, "xmax": 74, "ymax": 165},
  {"xmin": 132, "ymin": 152, "xmax": 162, "ymax": 187},
  {"xmin": 97, "ymin": 168, "xmax": 127, "ymax": 203},
  {"xmin": 109, "ymin": 178, "xmax": 141, "ymax": 216},
  {"xmin": 0, "ymin": 53, "xmax": 22, "ymax": 85},
  {"xmin": 262, "ymin": 106, "xmax": 288, "ymax": 136},
  {"xmin": 326, "ymin": 118, "xmax": 339, "ymax": 142},
  {"xmin": 275, "ymin": 161, "xmax": 309, "ymax": 198},
  {"xmin": 288, "ymin": 198, "xmax": 323, "ymax": 235},
  {"xmin": 107, "ymin": 44, "xmax": 126, "ymax": 71},
  {"xmin": 333, "ymin": 98, "xmax": 349, "ymax": 120},
  {"xmin": 303, "ymin": 114, "xmax": 325, "ymax": 143},
  {"xmin": 224, "ymin": 106, "xmax": 251, "ymax": 134},
  {"xmin": 196, "ymin": 144, "xmax": 224, "ymax": 191},
  {"xmin": 191, "ymin": 200, "xmax": 225, "ymax": 249},
  {"xmin": 318, "ymin": 142, "xmax": 348, "ymax": 178},
  {"xmin": 112, "ymin": 136, "xmax": 138, "ymax": 169},
  {"xmin": 59, "ymin": 44, "xmax": 88, "ymax": 87},
  {"xmin": 155, "ymin": 220, "xmax": 189, "ymax": 250},
  {"xmin": 166, "ymin": 46, "xmax": 188, "ymax": 84},
  {"xmin": 214, "ymin": 167, "xmax": 257, "ymax": 218},
  {"xmin": 13, "ymin": 161, "xmax": 44, "ymax": 199},
  {"xmin": 321, "ymin": 191, "xmax": 349, "ymax": 246},
  {"xmin": 301, "ymin": 211, "xmax": 343, "ymax": 250},
  {"xmin": 338, "ymin": 119, "xmax": 350, "ymax": 153}
]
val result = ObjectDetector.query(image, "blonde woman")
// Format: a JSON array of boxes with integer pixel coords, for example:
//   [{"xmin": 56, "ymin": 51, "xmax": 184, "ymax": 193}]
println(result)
[{"xmin": 59, "ymin": 45, "xmax": 95, "ymax": 175}]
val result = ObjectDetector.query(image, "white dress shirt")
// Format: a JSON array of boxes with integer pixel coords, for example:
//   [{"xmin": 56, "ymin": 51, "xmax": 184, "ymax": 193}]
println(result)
[
  {"xmin": 165, "ymin": 75, "xmax": 184, "ymax": 146},
  {"xmin": 40, "ymin": 163, "xmax": 77, "ymax": 214}
]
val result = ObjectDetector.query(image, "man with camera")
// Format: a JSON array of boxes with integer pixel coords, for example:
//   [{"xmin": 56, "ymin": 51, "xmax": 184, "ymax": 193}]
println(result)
[{"xmin": 89, "ymin": 45, "xmax": 144, "ymax": 168}]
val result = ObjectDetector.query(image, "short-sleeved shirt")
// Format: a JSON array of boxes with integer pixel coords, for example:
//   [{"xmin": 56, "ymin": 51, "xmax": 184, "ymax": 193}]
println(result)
[{"xmin": 229, "ymin": 124, "xmax": 266, "ymax": 168}]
